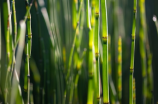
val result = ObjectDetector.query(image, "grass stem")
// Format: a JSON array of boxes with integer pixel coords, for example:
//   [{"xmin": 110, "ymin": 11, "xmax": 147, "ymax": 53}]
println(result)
[{"xmin": 101, "ymin": 0, "xmax": 109, "ymax": 103}]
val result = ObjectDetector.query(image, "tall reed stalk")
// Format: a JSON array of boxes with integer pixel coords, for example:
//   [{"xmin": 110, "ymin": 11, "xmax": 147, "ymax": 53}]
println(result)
[
  {"xmin": 24, "ymin": 0, "xmax": 32, "ymax": 103},
  {"xmin": 3, "ymin": 0, "xmax": 12, "ymax": 102},
  {"xmin": 87, "ymin": 0, "xmax": 94, "ymax": 103},
  {"xmin": 117, "ymin": 36, "xmax": 122, "ymax": 103},
  {"xmin": 139, "ymin": 0, "xmax": 148, "ymax": 103},
  {"xmin": 139, "ymin": 25, "xmax": 147, "ymax": 103},
  {"xmin": 101, "ymin": 0, "xmax": 109, "ymax": 103},
  {"xmin": 93, "ymin": 0, "xmax": 100, "ymax": 103},
  {"xmin": 87, "ymin": 26, "xmax": 94, "ymax": 104},
  {"xmin": 129, "ymin": 0, "xmax": 136, "ymax": 103}
]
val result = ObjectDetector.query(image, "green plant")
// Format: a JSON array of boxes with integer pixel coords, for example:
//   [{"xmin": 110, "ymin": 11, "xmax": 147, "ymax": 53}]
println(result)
[
  {"xmin": 101, "ymin": 0, "xmax": 109, "ymax": 103},
  {"xmin": 0, "ymin": 0, "xmax": 157, "ymax": 103},
  {"xmin": 129, "ymin": 0, "xmax": 137, "ymax": 103}
]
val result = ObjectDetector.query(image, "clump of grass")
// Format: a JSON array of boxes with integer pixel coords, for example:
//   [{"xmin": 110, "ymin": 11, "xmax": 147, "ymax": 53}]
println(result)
[{"xmin": 0, "ymin": 0, "xmax": 157, "ymax": 103}]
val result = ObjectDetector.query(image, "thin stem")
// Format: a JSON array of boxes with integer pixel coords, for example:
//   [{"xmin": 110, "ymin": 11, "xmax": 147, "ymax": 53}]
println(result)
[
  {"xmin": 15, "ymin": 2, "xmax": 33, "ymax": 47},
  {"xmin": 87, "ymin": 0, "xmax": 94, "ymax": 103},
  {"xmin": 12, "ymin": 0, "xmax": 17, "ymax": 43},
  {"xmin": 101, "ymin": 0, "xmax": 109, "ymax": 103},
  {"xmin": 3, "ymin": 0, "xmax": 12, "ymax": 102},
  {"xmin": 117, "ymin": 36, "xmax": 122, "ymax": 102},
  {"xmin": 129, "ymin": 0, "xmax": 136, "ymax": 103},
  {"xmin": 139, "ymin": 0, "xmax": 148, "ymax": 102},
  {"xmin": 94, "ymin": 0, "xmax": 100, "ymax": 103},
  {"xmin": 24, "ymin": 0, "xmax": 32, "ymax": 103}
]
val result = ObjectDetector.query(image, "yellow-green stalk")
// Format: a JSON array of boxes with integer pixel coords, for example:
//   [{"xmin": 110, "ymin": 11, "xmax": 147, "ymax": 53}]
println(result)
[
  {"xmin": 139, "ymin": 0, "xmax": 148, "ymax": 102},
  {"xmin": 87, "ymin": 21, "xmax": 94, "ymax": 104},
  {"xmin": 139, "ymin": 25, "xmax": 147, "ymax": 104},
  {"xmin": 24, "ymin": 0, "xmax": 32, "ymax": 103},
  {"xmin": 93, "ymin": 0, "xmax": 100, "ymax": 103},
  {"xmin": 3, "ymin": 0, "xmax": 12, "ymax": 102},
  {"xmin": 87, "ymin": 0, "xmax": 94, "ymax": 103},
  {"xmin": 117, "ymin": 36, "xmax": 122, "ymax": 103},
  {"xmin": 101, "ymin": 0, "xmax": 109, "ymax": 103},
  {"xmin": 12, "ymin": 0, "xmax": 17, "ymax": 43},
  {"xmin": 87, "ymin": 27, "xmax": 94, "ymax": 104},
  {"xmin": 129, "ymin": 0, "xmax": 136, "ymax": 103},
  {"xmin": 145, "ymin": 17, "xmax": 153, "ymax": 103}
]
